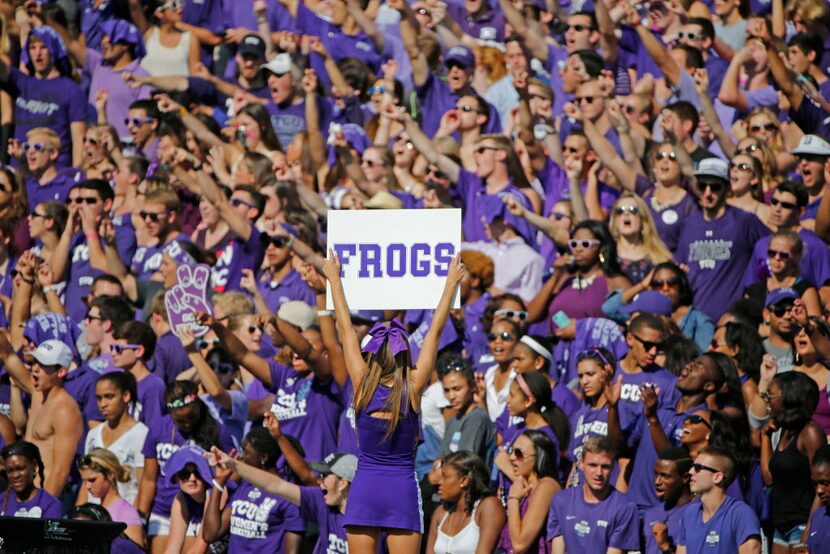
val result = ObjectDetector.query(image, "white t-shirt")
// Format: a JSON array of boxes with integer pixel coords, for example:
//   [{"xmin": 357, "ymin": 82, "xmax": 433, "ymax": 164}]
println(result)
[{"xmin": 84, "ymin": 422, "xmax": 149, "ymax": 505}]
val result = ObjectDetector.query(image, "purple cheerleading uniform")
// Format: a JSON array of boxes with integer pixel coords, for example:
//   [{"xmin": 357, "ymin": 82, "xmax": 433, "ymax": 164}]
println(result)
[
  {"xmin": 142, "ymin": 415, "xmax": 234, "ymax": 518},
  {"xmin": 300, "ymin": 486, "xmax": 348, "ymax": 554},
  {"xmin": 675, "ymin": 207, "xmax": 770, "ymax": 321},
  {"xmin": 643, "ymin": 501, "xmax": 690, "ymax": 554},
  {"xmin": 210, "ymin": 225, "xmax": 265, "ymax": 294},
  {"xmin": 267, "ymin": 361, "xmax": 342, "ymax": 462},
  {"xmin": 0, "ymin": 489, "xmax": 63, "ymax": 518},
  {"xmin": 344, "ymin": 384, "xmax": 422, "ymax": 532},
  {"xmin": 3, "ymin": 69, "xmax": 87, "ymax": 167},
  {"xmin": 227, "ymin": 480, "xmax": 305, "ymax": 552},
  {"xmin": 546, "ymin": 487, "xmax": 641, "ymax": 552},
  {"xmin": 677, "ymin": 496, "xmax": 760, "ymax": 552},
  {"xmin": 256, "ymin": 268, "xmax": 316, "ymax": 314}
]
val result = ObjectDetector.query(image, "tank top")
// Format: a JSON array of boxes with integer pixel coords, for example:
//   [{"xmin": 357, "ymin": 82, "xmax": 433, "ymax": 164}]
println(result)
[
  {"xmin": 495, "ymin": 493, "xmax": 551, "ymax": 554},
  {"xmin": 140, "ymin": 27, "xmax": 191, "ymax": 77},
  {"xmin": 547, "ymin": 273, "xmax": 608, "ymax": 330},
  {"xmin": 813, "ymin": 383, "xmax": 830, "ymax": 438},
  {"xmin": 433, "ymin": 501, "xmax": 481, "ymax": 554},
  {"xmin": 355, "ymin": 383, "xmax": 419, "ymax": 468},
  {"xmin": 770, "ymin": 430, "xmax": 814, "ymax": 531}
]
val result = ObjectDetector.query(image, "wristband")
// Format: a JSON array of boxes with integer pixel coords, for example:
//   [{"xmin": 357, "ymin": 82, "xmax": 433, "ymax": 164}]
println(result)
[
  {"xmin": 85, "ymin": 232, "xmax": 99, "ymax": 241},
  {"xmin": 317, "ymin": 310, "xmax": 333, "ymax": 317},
  {"xmin": 507, "ymin": 496, "xmax": 522, "ymax": 501},
  {"xmin": 179, "ymin": 107, "xmax": 187, "ymax": 117},
  {"xmin": 43, "ymin": 284, "xmax": 61, "ymax": 293},
  {"xmin": 211, "ymin": 479, "xmax": 226, "ymax": 493}
]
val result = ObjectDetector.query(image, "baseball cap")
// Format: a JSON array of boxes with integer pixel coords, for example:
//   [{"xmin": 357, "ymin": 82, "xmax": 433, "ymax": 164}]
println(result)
[
  {"xmin": 765, "ymin": 287, "xmax": 798, "ymax": 307},
  {"xmin": 277, "ymin": 301, "xmax": 316, "ymax": 330},
  {"xmin": 694, "ymin": 158, "xmax": 729, "ymax": 182},
  {"xmin": 364, "ymin": 191, "xmax": 403, "ymax": 210},
  {"xmin": 260, "ymin": 53, "xmax": 293, "ymax": 76},
  {"xmin": 790, "ymin": 134, "xmax": 830, "ymax": 157},
  {"xmin": 309, "ymin": 453, "xmax": 358, "ymax": 481},
  {"xmin": 620, "ymin": 290, "xmax": 673, "ymax": 316},
  {"xmin": 239, "ymin": 34, "xmax": 266, "ymax": 59},
  {"xmin": 164, "ymin": 445, "xmax": 214, "ymax": 484},
  {"xmin": 444, "ymin": 46, "xmax": 475, "ymax": 67},
  {"xmin": 30, "ymin": 339, "xmax": 73, "ymax": 368}
]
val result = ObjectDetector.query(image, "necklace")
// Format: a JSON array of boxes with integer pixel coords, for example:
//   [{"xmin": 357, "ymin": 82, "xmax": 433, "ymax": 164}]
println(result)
[{"xmin": 573, "ymin": 272, "xmax": 598, "ymax": 290}]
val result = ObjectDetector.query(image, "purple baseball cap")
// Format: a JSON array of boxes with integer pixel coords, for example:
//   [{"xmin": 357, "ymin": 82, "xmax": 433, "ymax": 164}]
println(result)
[
  {"xmin": 164, "ymin": 444, "xmax": 214, "ymax": 484},
  {"xmin": 620, "ymin": 290, "xmax": 673, "ymax": 316},
  {"xmin": 765, "ymin": 287, "xmax": 798, "ymax": 308},
  {"xmin": 445, "ymin": 46, "xmax": 475, "ymax": 68}
]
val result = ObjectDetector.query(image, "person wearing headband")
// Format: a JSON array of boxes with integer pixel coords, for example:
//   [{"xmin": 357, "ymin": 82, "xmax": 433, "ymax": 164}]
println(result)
[{"xmin": 510, "ymin": 334, "xmax": 581, "ymax": 419}]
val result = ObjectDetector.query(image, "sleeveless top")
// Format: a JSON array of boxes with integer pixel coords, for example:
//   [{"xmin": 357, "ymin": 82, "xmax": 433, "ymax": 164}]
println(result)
[
  {"xmin": 140, "ymin": 28, "xmax": 191, "ymax": 77},
  {"xmin": 355, "ymin": 384, "xmax": 419, "ymax": 469},
  {"xmin": 433, "ymin": 501, "xmax": 481, "ymax": 554},
  {"xmin": 496, "ymin": 493, "xmax": 551, "ymax": 554},
  {"xmin": 813, "ymin": 383, "xmax": 830, "ymax": 438},
  {"xmin": 770, "ymin": 430, "xmax": 814, "ymax": 531},
  {"xmin": 547, "ymin": 273, "xmax": 608, "ymax": 329}
]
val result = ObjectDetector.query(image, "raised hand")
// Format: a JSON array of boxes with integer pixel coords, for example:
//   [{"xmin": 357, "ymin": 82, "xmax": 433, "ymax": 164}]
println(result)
[
  {"xmin": 156, "ymin": 93, "xmax": 183, "ymax": 114},
  {"xmin": 206, "ymin": 447, "xmax": 236, "ymax": 483},
  {"xmin": 381, "ymin": 59, "xmax": 399, "ymax": 81},
  {"xmin": 603, "ymin": 374, "xmax": 623, "ymax": 407},
  {"xmin": 240, "ymin": 268, "xmax": 258, "ymax": 294},
  {"xmin": 301, "ymin": 68, "xmax": 318, "ymax": 95},
  {"xmin": 178, "ymin": 326, "xmax": 197, "ymax": 352},
  {"xmin": 321, "ymin": 249, "xmax": 342, "ymax": 282},
  {"xmin": 36, "ymin": 262, "xmax": 54, "ymax": 288},
  {"xmin": 641, "ymin": 383, "xmax": 660, "ymax": 418},
  {"xmin": 760, "ymin": 354, "xmax": 778, "ymax": 386},
  {"xmin": 502, "ymin": 195, "xmax": 525, "ymax": 217},
  {"xmin": 445, "ymin": 254, "xmax": 466, "ymax": 287},
  {"xmin": 263, "ymin": 411, "xmax": 282, "ymax": 439},
  {"xmin": 165, "ymin": 264, "xmax": 212, "ymax": 337},
  {"xmin": 99, "ymin": 218, "xmax": 116, "ymax": 246},
  {"xmin": 563, "ymin": 156, "xmax": 583, "ymax": 180},
  {"xmin": 299, "ymin": 262, "xmax": 326, "ymax": 294}
]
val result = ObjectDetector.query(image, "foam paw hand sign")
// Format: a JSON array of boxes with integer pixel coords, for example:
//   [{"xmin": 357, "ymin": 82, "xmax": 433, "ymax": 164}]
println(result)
[{"xmin": 165, "ymin": 264, "xmax": 212, "ymax": 337}]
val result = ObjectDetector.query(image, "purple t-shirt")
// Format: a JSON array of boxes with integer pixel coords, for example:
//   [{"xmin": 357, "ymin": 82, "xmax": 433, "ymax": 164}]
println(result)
[
  {"xmin": 131, "ymin": 233, "xmax": 191, "ymax": 281},
  {"xmin": 211, "ymin": 225, "xmax": 265, "ymax": 293},
  {"xmin": 677, "ymin": 496, "xmax": 760, "ymax": 551},
  {"xmin": 456, "ymin": 169, "xmax": 535, "ymax": 245},
  {"xmin": 300, "ymin": 486, "xmax": 348, "ymax": 554},
  {"xmin": 141, "ymin": 415, "xmax": 234, "ymax": 517},
  {"xmin": 84, "ymin": 49, "xmax": 153, "ymax": 140},
  {"xmin": 744, "ymin": 229, "xmax": 830, "ymax": 287},
  {"xmin": 25, "ymin": 167, "xmax": 84, "ymax": 210},
  {"xmin": 675, "ymin": 207, "xmax": 770, "ymax": 321},
  {"xmin": 267, "ymin": 361, "xmax": 343, "ymax": 462},
  {"xmin": 546, "ymin": 487, "xmax": 641, "ymax": 551},
  {"xmin": 635, "ymin": 175, "xmax": 700, "ymax": 253},
  {"xmin": 264, "ymin": 99, "xmax": 310, "ymax": 152},
  {"xmin": 257, "ymin": 268, "xmax": 316, "ymax": 314},
  {"xmin": 416, "ymin": 72, "xmax": 502, "ymax": 138},
  {"xmin": 808, "ymin": 505, "xmax": 830, "ymax": 554},
  {"xmin": 643, "ymin": 502, "xmax": 690, "ymax": 554},
  {"xmin": 617, "ymin": 366, "xmax": 680, "ymax": 434},
  {"xmin": 228, "ymin": 479, "xmax": 305, "ymax": 552},
  {"xmin": 446, "ymin": 4, "xmax": 505, "ymax": 41},
  {"xmin": 0, "ymin": 489, "xmax": 63, "ymax": 518},
  {"xmin": 3, "ymin": 69, "xmax": 86, "ymax": 167},
  {"xmin": 150, "ymin": 330, "xmax": 193, "ymax": 385}
]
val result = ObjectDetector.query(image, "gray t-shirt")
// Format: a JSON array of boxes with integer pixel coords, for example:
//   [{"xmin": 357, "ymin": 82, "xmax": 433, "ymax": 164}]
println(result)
[
  {"xmin": 440, "ymin": 407, "xmax": 496, "ymax": 463},
  {"xmin": 714, "ymin": 20, "xmax": 748, "ymax": 51},
  {"xmin": 763, "ymin": 338, "xmax": 794, "ymax": 374}
]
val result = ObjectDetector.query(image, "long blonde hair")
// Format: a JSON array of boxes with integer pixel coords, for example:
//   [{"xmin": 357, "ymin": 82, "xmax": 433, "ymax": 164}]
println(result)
[
  {"xmin": 77, "ymin": 448, "xmax": 131, "ymax": 485},
  {"xmin": 352, "ymin": 337, "xmax": 412, "ymax": 442},
  {"xmin": 746, "ymin": 108, "xmax": 784, "ymax": 152},
  {"xmin": 609, "ymin": 192, "xmax": 672, "ymax": 264}
]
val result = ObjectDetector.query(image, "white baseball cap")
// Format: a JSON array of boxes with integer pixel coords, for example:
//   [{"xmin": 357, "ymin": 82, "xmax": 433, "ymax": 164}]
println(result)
[
  {"xmin": 790, "ymin": 134, "xmax": 830, "ymax": 157},
  {"xmin": 260, "ymin": 53, "xmax": 293, "ymax": 76},
  {"xmin": 694, "ymin": 158, "xmax": 729, "ymax": 182},
  {"xmin": 30, "ymin": 339, "xmax": 73, "ymax": 368}
]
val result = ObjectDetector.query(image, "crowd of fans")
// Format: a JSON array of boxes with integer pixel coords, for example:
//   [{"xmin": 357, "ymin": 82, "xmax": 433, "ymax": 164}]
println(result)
[{"xmin": 1, "ymin": 0, "xmax": 830, "ymax": 552}]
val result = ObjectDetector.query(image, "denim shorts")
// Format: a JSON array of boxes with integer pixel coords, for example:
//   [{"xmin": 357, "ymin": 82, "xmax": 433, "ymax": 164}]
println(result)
[{"xmin": 773, "ymin": 523, "xmax": 807, "ymax": 546}]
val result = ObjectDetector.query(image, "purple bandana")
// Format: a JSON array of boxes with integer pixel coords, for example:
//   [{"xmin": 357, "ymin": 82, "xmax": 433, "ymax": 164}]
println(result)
[
  {"xmin": 22, "ymin": 26, "xmax": 72, "ymax": 76},
  {"xmin": 100, "ymin": 19, "xmax": 147, "ymax": 60},
  {"xmin": 362, "ymin": 320, "xmax": 410, "ymax": 356}
]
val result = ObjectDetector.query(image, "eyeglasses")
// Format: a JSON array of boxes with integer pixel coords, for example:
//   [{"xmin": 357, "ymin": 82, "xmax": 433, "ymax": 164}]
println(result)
[
  {"xmin": 160, "ymin": 0, "xmax": 183, "ymax": 9},
  {"xmin": 494, "ymin": 309, "xmax": 528, "ymax": 321},
  {"xmin": 198, "ymin": 338, "xmax": 219, "ymax": 350},
  {"xmin": 124, "ymin": 117, "xmax": 154, "ymax": 127},
  {"xmin": 85, "ymin": 313, "xmax": 103, "ymax": 323},
  {"xmin": 575, "ymin": 96, "xmax": 597, "ymax": 105},
  {"xmin": 30, "ymin": 211, "xmax": 48, "ymax": 219},
  {"xmin": 368, "ymin": 86, "xmax": 386, "ymax": 95},
  {"xmin": 577, "ymin": 347, "xmax": 612, "ymax": 367},
  {"xmin": 696, "ymin": 180, "xmax": 726, "ymax": 194},
  {"xmin": 110, "ymin": 343, "xmax": 141, "ymax": 355},
  {"xmin": 139, "ymin": 210, "xmax": 167, "ymax": 222},
  {"xmin": 568, "ymin": 239, "xmax": 601, "ymax": 251},
  {"xmin": 508, "ymin": 446, "xmax": 535, "ymax": 461},
  {"xmin": 248, "ymin": 325, "xmax": 264, "ymax": 334},
  {"xmin": 487, "ymin": 331, "xmax": 515, "ymax": 342},
  {"xmin": 767, "ymin": 249, "xmax": 791, "ymax": 261},
  {"xmin": 394, "ymin": 135, "xmax": 414, "ymax": 150},
  {"xmin": 475, "ymin": 146, "xmax": 499, "ymax": 155},
  {"xmin": 690, "ymin": 462, "xmax": 721, "ymax": 474},
  {"xmin": 457, "ymin": 105, "xmax": 476, "ymax": 113},
  {"xmin": 23, "ymin": 142, "xmax": 50, "ymax": 152},
  {"xmin": 630, "ymin": 332, "xmax": 664, "ymax": 353},
  {"xmin": 655, "ymin": 151, "xmax": 677, "ymax": 161},
  {"xmin": 83, "ymin": 136, "xmax": 99, "ymax": 146},
  {"xmin": 614, "ymin": 205, "xmax": 640, "ymax": 215},
  {"xmin": 729, "ymin": 162, "xmax": 753, "ymax": 172},
  {"xmin": 735, "ymin": 144, "xmax": 760, "ymax": 154},
  {"xmin": 230, "ymin": 197, "xmax": 255, "ymax": 209},
  {"xmin": 770, "ymin": 197, "xmax": 798, "ymax": 210},
  {"xmin": 770, "ymin": 302, "xmax": 795, "ymax": 317},
  {"xmin": 676, "ymin": 31, "xmax": 700, "ymax": 41},
  {"xmin": 685, "ymin": 414, "xmax": 712, "ymax": 429},
  {"xmin": 651, "ymin": 277, "xmax": 680, "ymax": 289},
  {"xmin": 68, "ymin": 196, "xmax": 99, "ymax": 205},
  {"xmin": 550, "ymin": 211, "xmax": 571, "ymax": 221},
  {"xmin": 759, "ymin": 390, "xmax": 782, "ymax": 402},
  {"xmin": 749, "ymin": 123, "xmax": 777, "ymax": 133},
  {"xmin": 566, "ymin": 24, "xmax": 593, "ymax": 32}
]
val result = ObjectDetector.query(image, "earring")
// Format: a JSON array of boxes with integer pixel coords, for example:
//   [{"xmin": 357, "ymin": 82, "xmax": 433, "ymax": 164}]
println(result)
[
  {"xmin": 598, "ymin": 252, "xmax": 606, "ymax": 264},
  {"xmin": 706, "ymin": 434, "xmax": 710, "ymax": 441}
]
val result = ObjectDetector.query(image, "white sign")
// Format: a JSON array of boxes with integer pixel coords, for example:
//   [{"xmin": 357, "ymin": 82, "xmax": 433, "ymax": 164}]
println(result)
[{"xmin": 326, "ymin": 209, "xmax": 461, "ymax": 310}]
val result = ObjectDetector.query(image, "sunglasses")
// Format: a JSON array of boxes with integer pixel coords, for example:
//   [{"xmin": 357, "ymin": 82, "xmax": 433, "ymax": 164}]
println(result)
[
  {"xmin": 655, "ymin": 151, "xmax": 677, "ymax": 161},
  {"xmin": 23, "ymin": 142, "xmax": 49, "ymax": 152},
  {"xmin": 457, "ymin": 105, "xmax": 476, "ymax": 113},
  {"xmin": 475, "ymin": 146, "xmax": 499, "ymax": 155},
  {"xmin": 735, "ymin": 144, "xmax": 760, "ymax": 154},
  {"xmin": 651, "ymin": 277, "xmax": 680, "ymax": 289},
  {"xmin": 690, "ymin": 462, "xmax": 720, "ymax": 474},
  {"xmin": 577, "ymin": 347, "xmax": 612, "ymax": 367},
  {"xmin": 494, "ymin": 309, "xmax": 528, "ymax": 321},
  {"xmin": 139, "ymin": 210, "xmax": 167, "ymax": 222},
  {"xmin": 83, "ymin": 136, "xmax": 99, "ymax": 146},
  {"xmin": 124, "ymin": 117, "xmax": 154, "ymax": 127},
  {"xmin": 265, "ymin": 235, "xmax": 291, "ymax": 248},
  {"xmin": 198, "ymin": 338, "xmax": 219, "ymax": 350},
  {"xmin": 68, "ymin": 196, "xmax": 99, "ymax": 205},
  {"xmin": 770, "ymin": 302, "xmax": 795, "ymax": 317},
  {"xmin": 426, "ymin": 166, "xmax": 446, "ymax": 180},
  {"xmin": 575, "ymin": 96, "xmax": 597, "ymax": 105},
  {"xmin": 368, "ymin": 86, "xmax": 386, "ymax": 94},
  {"xmin": 110, "ymin": 343, "xmax": 141, "ymax": 355},
  {"xmin": 770, "ymin": 197, "xmax": 798, "ymax": 210},
  {"xmin": 676, "ymin": 31, "xmax": 699, "ymax": 41},
  {"xmin": 566, "ymin": 23, "xmax": 593, "ymax": 32},
  {"xmin": 568, "ymin": 239, "xmax": 601, "ymax": 251},
  {"xmin": 696, "ymin": 180, "xmax": 726, "ymax": 194},
  {"xmin": 230, "ymin": 197, "xmax": 255, "ymax": 209},
  {"xmin": 767, "ymin": 249, "xmax": 791, "ymax": 261},
  {"xmin": 394, "ymin": 136, "xmax": 414, "ymax": 150},
  {"xmin": 362, "ymin": 159, "xmax": 384, "ymax": 167},
  {"xmin": 729, "ymin": 162, "xmax": 753, "ymax": 172},
  {"xmin": 550, "ymin": 211, "xmax": 571, "ymax": 221},
  {"xmin": 487, "ymin": 331, "xmax": 515, "ymax": 342},
  {"xmin": 749, "ymin": 123, "xmax": 776, "ymax": 133},
  {"xmin": 508, "ymin": 446, "xmax": 535, "ymax": 461},
  {"xmin": 614, "ymin": 205, "xmax": 640, "ymax": 215},
  {"xmin": 685, "ymin": 414, "xmax": 712, "ymax": 429},
  {"xmin": 175, "ymin": 467, "xmax": 198, "ymax": 481},
  {"xmin": 630, "ymin": 332, "xmax": 664, "ymax": 353},
  {"xmin": 248, "ymin": 325, "xmax": 264, "ymax": 334},
  {"xmin": 563, "ymin": 146, "xmax": 579, "ymax": 155},
  {"xmin": 30, "ymin": 211, "xmax": 48, "ymax": 219},
  {"xmin": 624, "ymin": 105, "xmax": 637, "ymax": 114}
]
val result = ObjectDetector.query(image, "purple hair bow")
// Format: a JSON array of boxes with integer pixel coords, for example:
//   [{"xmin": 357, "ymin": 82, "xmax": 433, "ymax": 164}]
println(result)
[{"xmin": 362, "ymin": 320, "xmax": 410, "ymax": 356}]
